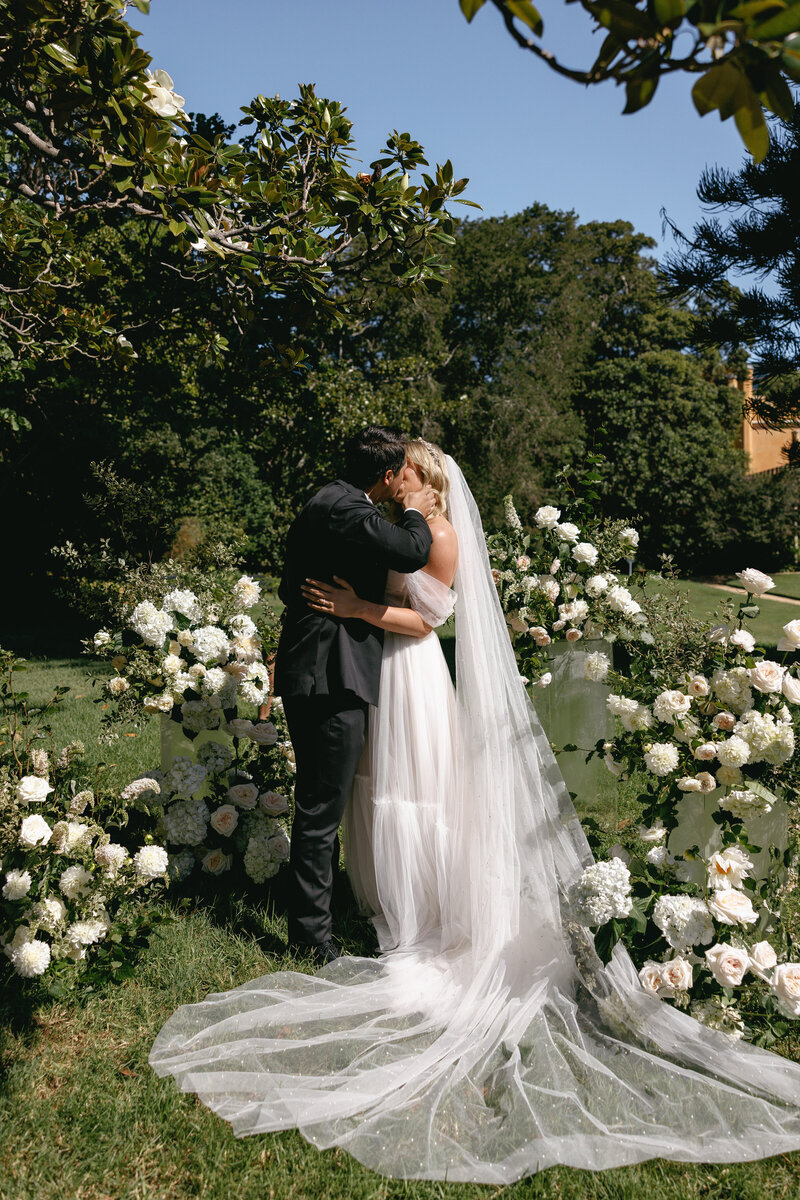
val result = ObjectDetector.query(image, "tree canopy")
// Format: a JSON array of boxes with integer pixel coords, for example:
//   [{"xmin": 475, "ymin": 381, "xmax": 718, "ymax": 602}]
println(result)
[{"xmin": 458, "ymin": 0, "xmax": 800, "ymax": 161}]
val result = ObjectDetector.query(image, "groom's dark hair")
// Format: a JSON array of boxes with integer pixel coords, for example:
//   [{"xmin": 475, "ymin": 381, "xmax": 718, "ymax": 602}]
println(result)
[{"xmin": 343, "ymin": 425, "xmax": 407, "ymax": 487}]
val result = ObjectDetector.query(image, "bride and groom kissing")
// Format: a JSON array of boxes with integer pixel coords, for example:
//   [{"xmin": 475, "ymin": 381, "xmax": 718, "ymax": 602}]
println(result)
[
  {"xmin": 273, "ymin": 424, "xmax": 455, "ymax": 965},
  {"xmin": 151, "ymin": 425, "xmax": 800, "ymax": 1184}
]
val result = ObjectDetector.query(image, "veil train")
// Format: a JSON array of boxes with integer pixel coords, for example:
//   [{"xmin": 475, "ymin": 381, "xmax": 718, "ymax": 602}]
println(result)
[{"xmin": 150, "ymin": 457, "xmax": 800, "ymax": 1183}]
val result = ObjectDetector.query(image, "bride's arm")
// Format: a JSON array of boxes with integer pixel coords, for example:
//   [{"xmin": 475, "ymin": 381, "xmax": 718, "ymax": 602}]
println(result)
[{"xmin": 301, "ymin": 577, "xmax": 433, "ymax": 638}]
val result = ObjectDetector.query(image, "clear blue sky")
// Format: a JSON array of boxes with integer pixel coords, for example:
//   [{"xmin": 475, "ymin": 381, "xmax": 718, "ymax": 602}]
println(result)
[{"xmin": 137, "ymin": 0, "xmax": 747, "ymax": 253}]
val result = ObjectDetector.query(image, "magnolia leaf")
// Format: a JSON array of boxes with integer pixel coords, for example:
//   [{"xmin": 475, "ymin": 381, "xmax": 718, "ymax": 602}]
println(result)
[
  {"xmin": 734, "ymin": 82, "xmax": 769, "ymax": 161},
  {"xmin": 692, "ymin": 61, "xmax": 745, "ymax": 119},
  {"xmin": 460, "ymin": 0, "xmax": 488, "ymax": 19},
  {"xmin": 623, "ymin": 73, "xmax": 659, "ymax": 113},
  {"xmin": 503, "ymin": 0, "xmax": 544, "ymax": 35},
  {"xmin": 653, "ymin": 0, "xmax": 688, "ymax": 23},
  {"xmin": 781, "ymin": 31, "xmax": 800, "ymax": 77},
  {"xmin": 729, "ymin": 0, "xmax": 787, "ymax": 18},
  {"xmin": 751, "ymin": 1, "xmax": 800, "ymax": 38},
  {"xmin": 587, "ymin": 0, "xmax": 659, "ymax": 39},
  {"xmin": 761, "ymin": 70, "xmax": 795, "ymax": 119}
]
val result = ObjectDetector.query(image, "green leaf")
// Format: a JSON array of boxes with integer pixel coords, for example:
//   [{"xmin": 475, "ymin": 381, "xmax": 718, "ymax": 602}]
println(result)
[
  {"xmin": 751, "ymin": 1, "xmax": 800, "ymax": 38},
  {"xmin": 460, "ymin": 0, "xmax": 488, "ymax": 19},
  {"xmin": 783, "ymin": 30, "xmax": 800, "ymax": 76},
  {"xmin": 503, "ymin": 0, "xmax": 544, "ymax": 35},
  {"xmin": 43, "ymin": 42, "xmax": 79, "ymax": 70},
  {"xmin": 730, "ymin": 0, "xmax": 786, "ymax": 19},
  {"xmin": 761, "ymin": 69, "xmax": 795, "ymax": 119},
  {"xmin": 623, "ymin": 73, "xmax": 659, "ymax": 113},
  {"xmin": 593, "ymin": 919, "xmax": 622, "ymax": 965},
  {"xmin": 692, "ymin": 61, "xmax": 744, "ymax": 119},
  {"xmin": 587, "ymin": 0, "xmax": 658, "ymax": 39},
  {"xmin": 653, "ymin": 0, "xmax": 688, "ymax": 22},
  {"xmin": 734, "ymin": 82, "xmax": 770, "ymax": 161}
]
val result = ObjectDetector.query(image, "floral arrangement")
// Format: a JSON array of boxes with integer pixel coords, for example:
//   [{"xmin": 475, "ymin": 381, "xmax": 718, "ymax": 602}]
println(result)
[
  {"xmin": 487, "ymin": 494, "xmax": 643, "ymax": 690},
  {"xmin": 90, "ymin": 568, "xmax": 294, "ymax": 888},
  {"xmin": 0, "ymin": 649, "xmax": 169, "ymax": 991},
  {"xmin": 491, "ymin": 497, "xmax": 800, "ymax": 1044}
]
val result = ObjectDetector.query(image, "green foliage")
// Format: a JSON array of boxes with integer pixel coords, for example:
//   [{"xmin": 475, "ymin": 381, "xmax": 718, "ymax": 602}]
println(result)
[
  {"xmin": 0, "ymin": 0, "xmax": 469, "ymax": 370},
  {"xmin": 458, "ymin": 0, "xmax": 800, "ymax": 161},
  {"xmin": 664, "ymin": 102, "xmax": 800, "ymax": 430}
]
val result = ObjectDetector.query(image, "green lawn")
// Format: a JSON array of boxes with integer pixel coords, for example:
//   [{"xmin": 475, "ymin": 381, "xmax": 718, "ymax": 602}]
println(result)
[
  {"xmin": 645, "ymin": 577, "xmax": 794, "ymax": 648},
  {"xmin": 3, "ymin": 658, "xmax": 800, "ymax": 1200}
]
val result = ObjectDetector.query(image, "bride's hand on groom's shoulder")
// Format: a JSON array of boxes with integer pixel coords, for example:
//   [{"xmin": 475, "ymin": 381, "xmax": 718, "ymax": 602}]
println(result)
[
  {"xmin": 302, "ymin": 576, "xmax": 362, "ymax": 620},
  {"xmin": 402, "ymin": 484, "xmax": 436, "ymax": 520}
]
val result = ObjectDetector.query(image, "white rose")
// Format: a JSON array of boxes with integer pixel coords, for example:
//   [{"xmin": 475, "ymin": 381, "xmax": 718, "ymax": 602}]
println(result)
[
  {"xmin": 716, "ymin": 766, "xmax": 744, "ymax": 788},
  {"xmin": 536, "ymin": 672, "xmax": 552, "ymax": 688},
  {"xmin": 260, "ymin": 791, "xmax": 289, "ymax": 816},
  {"xmin": 93, "ymin": 630, "xmax": 112, "ymax": 648},
  {"xmin": 541, "ymin": 579, "xmax": 560, "ymax": 603},
  {"xmin": 638, "ymin": 961, "xmax": 665, "ymax": 995},
  {"xmin": 729, "ymin": 629, "xmax": 755, "ymax": 653},
  {"xmin": 696, "ymin": 771, "xmax": 717, "ymax": 794},
  {"xmin": 107, "ymin": 675, "xmax": 129, "ymax": 697},
  {"xmin": 584, "ymin": 575, "xmax": 608, "ymax": 599},
  {"xmin": 133, "ymin": 845, "xmax": 169, "ymax": 880},
  {"xmin": 534, "ymin": 505, "xmax": 561, "ymax": 529},
  {"xmin": 638, "ymin": 819, "xmax": 667, "ymax": 843},
  {"xmin": 620, "ymin": 527, "xmax": 639, "ymax": 550},
  {"xmin": 693, "ymin": 742, "xmax": 717, "ymax": 761},
  {"xmin": 226, "ymin": 718, "xmax": 254, "ymax": 738},
  {"xmin": 246, "ymin": 721, "xmax": 279, "ymax": 746},
  {"xmin": 750, "ymin": 941, "xmax": 778, "ymax": 972},
  {"xmin": 59, "ymin": 864, "xmax": 92, "ymax": 899},
  {"xmin": 706, "ymin": 888, "xmax": 758, "ymax": 926},
  {"xmin": 712, "ymin": 711, "xmax": 736, "ymax": 732},
  {"xmin": 233, "ymin": 574, "xmax": 261, "ymax": 610},
  {"xmin": 19, "ymin": 813, "xmax": 52, "ymax": 848},
  {"xmin": 516, "ymin": 555, "xmax": 531, "ymax": 569},
  {"xmin": 571, "ymin": 542, "xmax": 598, "ymax": 566},
  {"xmin": 16, "ymin": 775, "xmax": 53, "ymax": 805},
  {"xmin": 677, "ymin": 776, "xmax": 702, "ymax": 792},
  {"xmin": 735, "ymin": 568, "xmax": 775, "ymax": 597},
  {"xmin": 653, "ymin": 690, "xmax": 692, "ymax": 724},
  {"xmin": 202, "ymin": 848, "xmax": 232, "ymax": 875},
  {"xmin": 707, "ymin": 846, "xmax": 753, "ymax": 890},
  {"xmin": 555, "ymin": 522, "xmax": 580, "ymax": 544},
  {"xmin": 778, "ymin": 619, "xmax": 800, "ymax": 653},
  {"xmin": 507, "ymin": 613, "xmax": 528, "ymax": 634},
  {"xmin": 772, "ymin": 963, "xmax": 800, "ymax": 1017},
  {"xmin": 209, "ymin": 804, "xmax": 239, "ymax": 836},
  {"xmin": 749, "ymin": 661, "xmax": 785, "ymax": 694},
  {"xmin": 584, "ymin": 651, "xmax": 610, "ymax": 682},
  {"xmin": 687, "ymin": 675, "xmax": 710, "ymax": 697},
  {"xmin": 565, "ymin": 628, "xmax": 583, "ymax": 643},
  {"xmin": 705, "ymin": 943, "xmax": 750, "ymax": 987},
  {"xmin": 227, "ymin": 782, "xmax": 259, "ymax": 809},
  {"xmin": 660, "ymin": 956, "xmax": 693, "ymax": 993}
]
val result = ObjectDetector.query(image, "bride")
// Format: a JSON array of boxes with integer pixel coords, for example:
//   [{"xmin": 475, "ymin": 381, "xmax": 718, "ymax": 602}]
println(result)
[{"xmin": 150, "ymin": 442, "xmax": 800, "ymax": 1184}]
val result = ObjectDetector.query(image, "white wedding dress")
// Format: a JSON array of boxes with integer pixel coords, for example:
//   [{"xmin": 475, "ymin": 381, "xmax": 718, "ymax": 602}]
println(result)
[{"xmin": 150, "ymin": 459, "xmax": 800, "ymax": 1184}]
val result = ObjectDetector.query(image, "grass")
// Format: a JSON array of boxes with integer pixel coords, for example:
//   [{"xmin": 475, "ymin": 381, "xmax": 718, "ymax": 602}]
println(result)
[{"xmin": 3, "ymin": 655, "xmax": 800, "ymax": 1199}]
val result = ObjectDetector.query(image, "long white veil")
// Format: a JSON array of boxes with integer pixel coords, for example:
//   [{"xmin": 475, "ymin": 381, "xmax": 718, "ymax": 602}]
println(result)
[{"xmin": 150, "ymin": 456, "xmax": 800, "ymax": 1183}]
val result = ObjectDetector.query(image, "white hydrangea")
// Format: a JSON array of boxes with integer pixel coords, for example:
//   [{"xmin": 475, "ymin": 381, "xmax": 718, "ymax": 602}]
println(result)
[
  {"xmin": 167, "ymin": 847, "xmax": 196, "ymax": 882},
  {"xmin": 180, "ymin": 699, "xmax": 222, "ymax": 734},
  {"xmin": 94, "ymin": 843, "xmax": 129, "ymax": 876},
  {"xmin": 166, "ymin": 756, "xmax": 207, "ymax": 796},
  {"xmin": 130, "ymin": 600, "xmax": 173, "ymax": 647},
  {"xmin": 133, "ymin": 845, "xmax": 169, "ymax": 880},
  {"xmin": 2, "ymin": 869, "xmax": 32, "ymax": 900},
  {"xmin": 644, "ymin": 742, "xmax": 680, "ymax": 777},
  {"xmin": 233, "ymin": 574, "xmax": 261, "ymax": 610},
  {"xmin": 228, "ymin": 613, "xmax": 257, "ymax": 638},
  {"xmin": 162, "ymin": 797, "xmax": 210, "ymax": 845},
  {"xmin": 711, "ymin": 668, "xmax": 754, "ymax": 715},
  {"xmin": 19, "ymin": 814, "xmax": 52, "ymax": 848},
  {"xmin": 59, "ymin": 864, "xmax": 92, "ymax": 900},
  {"xmin": 196, "ymin": 740, "xmax": 234, "ymax": 774},
  {"xmin": 239, "ymin": 666, "xmax": 270, "ymax": 707},
  {"xmin": 718, "ymin": 788, "xmax": 774, "ymax": 820},
  {"xmin": 653, "ymin": 895, "xmax": 715, "ymax": 951},
  {"xmin": 572, "ymin": 858, "xmax": 632, "ymax": 926},
  {"xmin": 583, "ymin": 651, "xmax": 610, "ymax": 683},
  {"xmin": 191, "ymin": 625, "xmax": 230, "ymax": 664},
  {"xmin": 672, "ymin": 715, "xmax": 701, "ymax": 745},
  {"xmin": 11, "ymin": 937, "xmax": 51, "ymax": 978},
  {"xmin": 558, "ymin": 599, "xmax": 590, "ymax": 624},
  {"xmin": 653, "ymin": 690, "xmax": 692, "ymax": 724},
  {"xmin": 243, "ymin": 828, "xmax": 282, "ymax": 883},
  {"xmin": 163, "ymin": 588, "xmax": 202, "ymax": 621},
  {"xmin": 734, "ymin": 709, "xmax": 795, "ymax": 766},
  {"xmin": 65, "ymin": 919, "xmax": 108, "ymax": 949}
]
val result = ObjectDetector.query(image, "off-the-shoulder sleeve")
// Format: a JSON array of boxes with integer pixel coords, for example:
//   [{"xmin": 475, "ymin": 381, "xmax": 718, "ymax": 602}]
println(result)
[{"xmin": 405, "ymin": 571, "xmax": 457, "ymax": 628}]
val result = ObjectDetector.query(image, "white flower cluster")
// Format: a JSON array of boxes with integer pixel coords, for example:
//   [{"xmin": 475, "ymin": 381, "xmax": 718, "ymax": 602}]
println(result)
[
  {"xmin": 643, "ymin": 742, "xmax": 680, "ymax": 777},
  {"xmin": 734, "ymin": 710, "xmax": 795, "ymax": 766},
  {"xmin": 573, "ymin": 858, "xmax": 633, "ymax": 927},
  {"xmin": 162, "ymin": 797, "xmax": 210, "ymax": 846},
  {"xmin": 652, "ymin": 895, "xmax": 715, "ymax": 951},
  {"xmin": 166, "ymin": 756, "xmax": 207, "ymax": 797},
  {"xmin": 243, "ymin": 814, "xmax": 290, "ymax": 884},
  {"xmin": 719, "ymin": 788, "xmax": 774, "ymax": 821},
  {"xmin": 196, "ymin": 740, "xmax": 235, "ymax": 775},
  {"xmin": 130, "ymin": 600, "xmax": 173, "ymax": 648},
  {"xmin": 163, "ymin": 588, "xmax": 202, "ymax": 621}
]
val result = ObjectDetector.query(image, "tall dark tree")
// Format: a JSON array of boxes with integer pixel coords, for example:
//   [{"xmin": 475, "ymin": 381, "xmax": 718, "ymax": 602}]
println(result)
[{"xmin": 664, "ymin": 102, "xmax": 800, "ymax": 431}]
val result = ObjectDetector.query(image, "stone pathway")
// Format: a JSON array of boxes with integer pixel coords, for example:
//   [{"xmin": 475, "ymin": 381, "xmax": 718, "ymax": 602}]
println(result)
[{"xmin": 703, "ymin": 583, "xmax": 800, "ymax": 607}]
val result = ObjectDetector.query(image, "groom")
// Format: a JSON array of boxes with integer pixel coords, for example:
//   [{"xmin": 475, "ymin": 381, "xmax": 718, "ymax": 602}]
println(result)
[{"xmin": 274, "ymin": 425, "xmax": 435, "ymax": 964}]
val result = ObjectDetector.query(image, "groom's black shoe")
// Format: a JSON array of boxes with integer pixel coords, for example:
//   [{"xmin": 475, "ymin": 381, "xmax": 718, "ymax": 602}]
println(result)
[{"xmin": 287, "ymin": 939, "xmax": 341, "ymax": 967}]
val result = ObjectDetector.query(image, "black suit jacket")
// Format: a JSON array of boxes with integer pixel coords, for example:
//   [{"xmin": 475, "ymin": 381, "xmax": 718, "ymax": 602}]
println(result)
[{"xmin": 273, "ymin": 480, "xmax": 433, "ymax": 705}]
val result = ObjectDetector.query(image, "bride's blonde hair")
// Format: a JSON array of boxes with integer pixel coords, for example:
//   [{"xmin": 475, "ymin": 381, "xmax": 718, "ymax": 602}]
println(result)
[{"xmin": 405, "ymin": 439, "xmax": 450, "ymax": 519}]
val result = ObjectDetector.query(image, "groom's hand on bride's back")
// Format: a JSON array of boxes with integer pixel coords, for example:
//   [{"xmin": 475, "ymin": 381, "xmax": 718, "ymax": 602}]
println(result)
[{"xmin": 402, "ymin": 484, "xmax": 436, "ymax": 520}]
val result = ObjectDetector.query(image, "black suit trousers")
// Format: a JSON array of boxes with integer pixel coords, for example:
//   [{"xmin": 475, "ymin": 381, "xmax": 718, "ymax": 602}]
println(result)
[{"xmin": 283, "ymin": 691, "xmax": 369, "ymax": 946}]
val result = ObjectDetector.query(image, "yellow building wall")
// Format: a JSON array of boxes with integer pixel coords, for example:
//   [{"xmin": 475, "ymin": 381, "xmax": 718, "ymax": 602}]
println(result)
[{"xmin": 730, "ymin": 371, "xmax": 800, "ymax": 474}]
